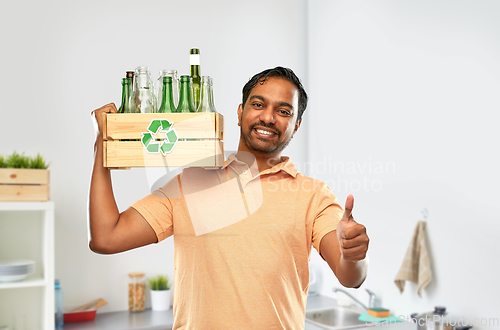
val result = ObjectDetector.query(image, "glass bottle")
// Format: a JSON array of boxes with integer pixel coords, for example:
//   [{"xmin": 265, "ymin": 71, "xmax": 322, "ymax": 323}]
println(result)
[
  {"xmin": 54, "ymin": 279, "xmax": 64, "ymax": 328},
  {"xmin": 190, "ymin": 48, "xmax": 201, "ymax": 110},
  {"xmin": 128, "ymin": 272, "xmax": 146, "ymax": 312},
  {"xmin": 176, "ymin": 75, "xmax": 195, "ymax": 113},
  {"xmin": 208, "ymin": 77, "xmax": 217, "ymax": 113},
  {"xmin": 158, "ymin": 76, "xmax": 176, "ymax": 113},
  {"xmin": 118, "ymin": 78, "xmax": 132, "ymax": 113},
  {"xmin": 157, "ymin": 69, "xmax": 179, "ymax": 109},
  {"xmin": 126, "ymin": 71, "xmax": 135, "ymax": 90},
  {"xmin": 131, "ymin": 66, "xmax": 156, "ymax": 113},
  {"xmin": 197, "ymin": 76, "xmax": 216, "ymax": 113}
]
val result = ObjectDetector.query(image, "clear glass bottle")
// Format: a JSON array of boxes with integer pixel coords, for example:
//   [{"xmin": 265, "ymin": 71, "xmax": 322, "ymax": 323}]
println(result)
[
  {"xmin": 158, "ymin": 76, "xmax": 176, "ymax": 113},
  {"xmin": 190, "ymin": 48, "xmax": 201, "ymax": 110},
  {"xmin": 128, "ymin": 272, "xmax": 146, "ymax": 312},
  {"xmin": 118, "ymin": 78, "xmax": 132, "ymax": 113},
  {"xmin": 157, "ymin": 69, "xmax": 179, "ymax": 109},
  {"xmin": 126, "ymin": 71, "xmax": 135, "ymax": 89},
  {"xmin": 176, "ymin": 75, "xmax": 195, "ymax": 113},
  {"xmin": 197, "ymin": 76, "xmax": 216, "ymax": 113},
  {"xmin": 131, "ymin": 66, "xmax": 156, "ymax": 113},
  {"xmin": 208, "ymin": 77, "xmax": 217, "ymax": 113},
  {"xmin": 54, "ymin": 279, "xmax": 64, "ymax": 328}
]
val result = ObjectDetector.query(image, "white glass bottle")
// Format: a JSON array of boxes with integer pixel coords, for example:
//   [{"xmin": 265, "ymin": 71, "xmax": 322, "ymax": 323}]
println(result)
[
  {"xmin": 156, "ymin": 69, "xmax": 179, "ymax": 109},
  {"xmin": 131, "ymin": 66, "xmax": 156, "ymax": 113},
  {"xmin": 197, "ymin": 76, "xmax": 217, "ymax": 113}
]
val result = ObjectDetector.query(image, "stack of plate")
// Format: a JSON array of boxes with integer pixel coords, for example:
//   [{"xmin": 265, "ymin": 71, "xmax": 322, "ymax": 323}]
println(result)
[{"xmin": 0, "ymin": 260, "xmax": 35, "ymax": 283}]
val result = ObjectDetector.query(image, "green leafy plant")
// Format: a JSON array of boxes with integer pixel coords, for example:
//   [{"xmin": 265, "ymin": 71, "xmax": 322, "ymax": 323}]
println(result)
[
  {"xmin": 5, "ymin": 152, "xmax": 30, "ymax": 168},
  {"xmin": 28, "ymin": 153, "xmax": 50, "ymax": 169},
  {"xmin": 148, "ymin": 275, "xmax": 171, "ymax": 291},
  {"xmin": 0, "ymin": 152, "xmax": 49, "ymax": 169}
]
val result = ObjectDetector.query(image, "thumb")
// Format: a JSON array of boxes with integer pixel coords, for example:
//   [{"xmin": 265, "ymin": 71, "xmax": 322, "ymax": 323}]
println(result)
[{"xmin": 341, "ymin": 194, "xmax": 354, "ymax": 222}]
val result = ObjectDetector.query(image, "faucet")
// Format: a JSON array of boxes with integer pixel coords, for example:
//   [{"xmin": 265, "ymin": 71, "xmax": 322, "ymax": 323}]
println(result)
[
  {"xmin": 365, "ymin": 289, "xmax": 381, "ymax": 309},
  {"xmin": 333, "ymin": 288, "xmax": 380, "ymax": 310}
]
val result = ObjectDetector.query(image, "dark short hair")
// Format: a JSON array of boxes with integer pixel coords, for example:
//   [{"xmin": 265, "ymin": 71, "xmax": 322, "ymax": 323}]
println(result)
[{"xmin": 242, "ymin": 67, "xmax": 308, "ymax": 122}]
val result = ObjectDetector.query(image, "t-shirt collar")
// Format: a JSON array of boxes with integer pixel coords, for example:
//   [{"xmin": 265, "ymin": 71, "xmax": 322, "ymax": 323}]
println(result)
[{"xmin": 224, "ymin": 153, "xmax": 298, "ymax": 178}]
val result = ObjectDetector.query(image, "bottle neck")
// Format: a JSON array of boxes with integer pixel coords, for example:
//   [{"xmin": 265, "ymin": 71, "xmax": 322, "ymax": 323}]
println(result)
[
  {"xmin": 159, "ymin": 79, "xmax": 175, "ymax": 113},
  {"xmin": 177, "ymin": 78, "xmax": 194, "ymax": 113},
  {"xmin": 198, "ymin": 80, "xmax": 210, "ymax": 112},
  {"xmin": 190, "ymin": 65, "xmax": 200, "ymax": 78}
]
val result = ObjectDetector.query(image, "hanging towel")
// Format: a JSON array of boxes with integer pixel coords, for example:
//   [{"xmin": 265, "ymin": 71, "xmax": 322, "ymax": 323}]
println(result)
[{"xmin": 394, "ymin": 220, "xmax": 432, "ymax": 297}]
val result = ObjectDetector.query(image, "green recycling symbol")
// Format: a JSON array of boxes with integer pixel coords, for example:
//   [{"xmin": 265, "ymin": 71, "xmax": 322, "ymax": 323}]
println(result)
[{"xmin": 141, "ymin": 119, "xmax": 178, "ymax": 155}]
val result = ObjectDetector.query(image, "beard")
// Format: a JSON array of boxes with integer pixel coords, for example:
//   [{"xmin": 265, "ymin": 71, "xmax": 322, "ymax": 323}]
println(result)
[{"xmin": 240, "ymin": 121, "xmax": 292, "ymax": 155}]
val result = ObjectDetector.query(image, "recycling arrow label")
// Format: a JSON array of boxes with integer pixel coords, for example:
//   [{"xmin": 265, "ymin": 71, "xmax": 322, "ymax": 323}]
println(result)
[{"xmin": 141, "ymin": 119, "xmax": 178, "ymax": 156}]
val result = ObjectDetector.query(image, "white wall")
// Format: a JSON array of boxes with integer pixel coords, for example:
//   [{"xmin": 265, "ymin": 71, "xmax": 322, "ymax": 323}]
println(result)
[
  {"xmin": 307, "ymin": 0, "xmax": 500, "ymax": 328},
  {"xmin": 0, "ymin": 0, "xmax": 308, "ymax": 313},
  {"xmin": 2, "ymin": 0, "xmax": 499, "ymax": 326}
]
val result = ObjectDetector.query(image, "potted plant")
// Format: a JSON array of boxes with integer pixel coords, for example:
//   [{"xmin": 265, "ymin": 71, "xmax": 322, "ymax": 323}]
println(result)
[
  {"xmin": 0, "ymin": 152, "xmax": 51, "ymax": 201},
  {"xmin": 148, "ymin": 274, "xmax": 172, "ymax": 311}
]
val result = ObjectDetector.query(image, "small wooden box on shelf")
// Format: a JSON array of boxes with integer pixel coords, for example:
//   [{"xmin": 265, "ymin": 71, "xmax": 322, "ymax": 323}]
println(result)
[
  {"xmin": 102, "ymin": 113, "xmax": 225, "ymax": 169},
  {"xmin": 0, "ymin": 169, "xmax": 50, "ymax": 201}
]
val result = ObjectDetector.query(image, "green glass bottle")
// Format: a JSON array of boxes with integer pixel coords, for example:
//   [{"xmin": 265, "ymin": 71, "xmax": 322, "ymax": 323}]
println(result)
[
  {"xmin": 157, "ymin": 76, "xmax": 176, "ymax": 113},
  {"xmin": 176, "ymin": 75, "xmax": 195, "ymax": 113},
  {"xmin": 118, "ymin": 78, "xmax": 132, "ymax": 113},
  {"xmin": 190, "ymin": 48, "xmax": 201, "ymax": 110}
]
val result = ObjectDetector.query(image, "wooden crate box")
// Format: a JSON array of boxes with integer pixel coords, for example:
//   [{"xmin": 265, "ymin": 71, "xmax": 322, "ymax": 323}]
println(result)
[
  {"xmin": 0, "ymin": 168, "xmax": 50, "ymax": 201},
  {"xmin": 103, "ymin": 113, "xmax": 224, "ymax": 168}
]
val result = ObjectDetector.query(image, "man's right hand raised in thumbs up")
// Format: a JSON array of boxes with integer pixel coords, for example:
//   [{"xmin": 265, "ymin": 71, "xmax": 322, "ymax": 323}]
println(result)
[{"xmin": 319, "ymin": 194, "xmax": 370, "ymax": 288}]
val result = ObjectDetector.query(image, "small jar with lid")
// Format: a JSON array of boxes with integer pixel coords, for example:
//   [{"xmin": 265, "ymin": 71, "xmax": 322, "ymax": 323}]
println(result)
[{"xmin": 128, "ymin": 272, "xmax": 146, "ymax": 312}]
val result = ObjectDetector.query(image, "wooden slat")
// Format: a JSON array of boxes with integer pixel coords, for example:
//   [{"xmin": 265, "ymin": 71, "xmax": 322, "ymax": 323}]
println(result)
[
  {"xmin": 105, "ymin": 113, "xmax": 222, "ymax": 140},
  {"xmin": 102, "ymin": 112, "xmax": 107, "ymax": 140},
  {"xmin": 104, "ymin": 140, "xmax": 224, "ymax": 168},
  {"xmin": 0, "ymin": 169, "xmax": 49, "ymax": 185},
  {"xmin": 0, "ymin": 184, "xmax": 49, "ymax": 201},
  {"xmin": 215, "ymin": 113, "xmax": 224, "ymax": 141}
]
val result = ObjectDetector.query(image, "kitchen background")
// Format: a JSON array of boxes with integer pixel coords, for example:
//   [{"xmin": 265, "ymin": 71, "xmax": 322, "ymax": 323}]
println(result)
[{"xmin": 0, "ymin": 0, "xmax": 499, "ymax": 328}]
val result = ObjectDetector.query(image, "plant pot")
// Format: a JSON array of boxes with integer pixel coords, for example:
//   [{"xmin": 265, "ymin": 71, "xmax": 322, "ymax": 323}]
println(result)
[{"xmin": 150, "ymin": 289, "xmax": 171, "ymax": 311}]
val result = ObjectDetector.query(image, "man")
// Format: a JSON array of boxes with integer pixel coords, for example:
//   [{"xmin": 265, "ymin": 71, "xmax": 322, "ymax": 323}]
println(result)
[{"xmin": 89, "ymin": 67, "xmax": 369, "ymax": 329}]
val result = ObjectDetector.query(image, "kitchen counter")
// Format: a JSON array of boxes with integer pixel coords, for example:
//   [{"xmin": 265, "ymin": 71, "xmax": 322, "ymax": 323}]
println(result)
[
  {"xmin": 64, "ymin": 295, "xmax": 415, "ymax": 330},
  {"xmin": 63, "ymin": 308, "xmax": 174, "ymax": 330}
]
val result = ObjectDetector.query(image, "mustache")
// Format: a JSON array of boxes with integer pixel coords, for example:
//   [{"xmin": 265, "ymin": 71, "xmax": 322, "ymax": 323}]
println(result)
[{"xmin": 249, "ymin": 121, "xmax": 281, "ymax": 136}]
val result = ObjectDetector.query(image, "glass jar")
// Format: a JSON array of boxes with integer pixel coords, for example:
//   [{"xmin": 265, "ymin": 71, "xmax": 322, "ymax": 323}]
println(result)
[{"xmin": 128, "ymin": 272, "xmax": 146, "ymax": 312}]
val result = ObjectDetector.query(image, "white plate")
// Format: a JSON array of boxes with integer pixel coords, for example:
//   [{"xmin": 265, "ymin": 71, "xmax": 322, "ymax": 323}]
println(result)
[
  {"xmin": 0, "ymin": 260, "xmax": 35, "ymax": 275},
  {"xmin": 0, "ymin": 274, "xmax": 29, "ymax": 282},
  {"xmin": 0, "ymin": 260, "xmax": 35, "ymax": 267}
]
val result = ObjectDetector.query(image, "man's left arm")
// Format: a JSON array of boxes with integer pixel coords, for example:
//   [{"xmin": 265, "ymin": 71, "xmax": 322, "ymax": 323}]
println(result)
[{"xmin": 319, "ymin": 194, "xmax": 369, "ymax": 288}]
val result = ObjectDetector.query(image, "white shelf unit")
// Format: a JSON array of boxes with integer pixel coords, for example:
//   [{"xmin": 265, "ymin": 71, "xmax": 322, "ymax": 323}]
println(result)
[{"xmin": 0, "ymin": 202, "xmax": 54, "ymax": 330}]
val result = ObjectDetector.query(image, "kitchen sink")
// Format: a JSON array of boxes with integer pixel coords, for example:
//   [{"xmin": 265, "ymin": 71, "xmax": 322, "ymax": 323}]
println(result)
[{"xmin": 305, "ymin": 306, "xmax": 371, "ymax": 329}]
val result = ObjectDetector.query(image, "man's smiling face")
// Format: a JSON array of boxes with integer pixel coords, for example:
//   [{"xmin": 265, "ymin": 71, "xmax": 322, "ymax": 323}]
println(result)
[{"xmin": 238, "ymin": 77, "xmax": 301, "ymax": 156}]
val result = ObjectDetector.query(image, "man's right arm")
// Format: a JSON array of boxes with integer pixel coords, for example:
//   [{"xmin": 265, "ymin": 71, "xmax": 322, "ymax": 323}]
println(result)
[{"xmin": 88, "ymin": 103, "xmax": 158, "ymax": 254}]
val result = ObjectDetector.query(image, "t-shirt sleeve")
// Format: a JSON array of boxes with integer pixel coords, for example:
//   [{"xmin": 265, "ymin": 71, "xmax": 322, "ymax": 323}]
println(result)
[
  {"xmin": 130, "ymin": 175, "xmax": 181, "ymax": 242},
  {"xmin": 311, "ymin": 183, "xmax": 343, "ymax": 256}
]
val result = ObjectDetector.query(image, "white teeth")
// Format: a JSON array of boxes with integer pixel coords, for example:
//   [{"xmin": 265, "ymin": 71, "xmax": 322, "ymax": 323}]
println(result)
[{"xmin": 256, "ymin": 129, "xmax": 275, "ymax": 135}]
